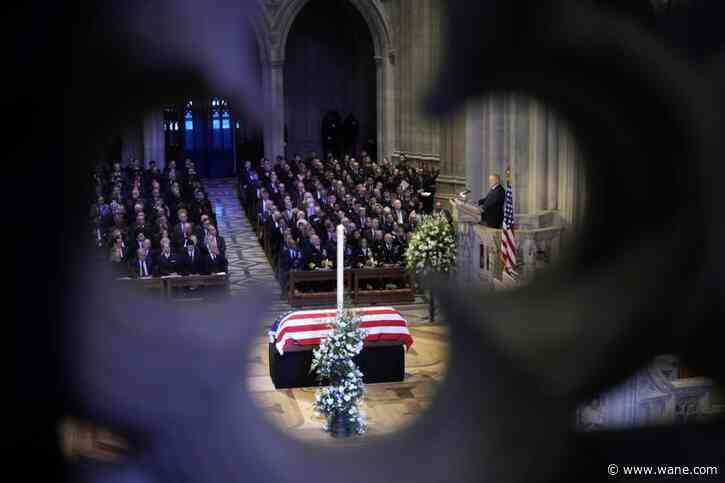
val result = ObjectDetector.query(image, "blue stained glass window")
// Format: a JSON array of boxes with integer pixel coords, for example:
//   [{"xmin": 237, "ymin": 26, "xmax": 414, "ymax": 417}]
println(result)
[
  {"xmin": 212, "ymin": 111, "xmax": 221, "ymax": 130},
  {"xmin": 222, "ymin": 111, "xmax": 230, "ymax": 129},
  {"xmin": 184, "ymin": 111, "xmax": 193, "ymax": 130}
]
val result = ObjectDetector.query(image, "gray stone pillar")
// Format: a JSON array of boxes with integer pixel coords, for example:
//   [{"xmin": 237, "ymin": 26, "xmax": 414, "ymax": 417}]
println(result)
[
  {"xmin": 487, "ymin": 96, "xmax": 503, "ymax": 183},
  {"xmin": 143, "ymin": 109, "xmax": 166, "ymax": 171},
  {"xmin": 465, "ymin": 100, "xmax": 484, "ymax": 201},
  {"xmin": 557, "ymin": 129, "xmax": 575, "ymax": 230},
  {"xmin": 546, "ymin": 108, "xmax": 560, "ymax": 210},
  {"xmin": 511, "ymin": 96, "xmax": 530, "ymax": 213},
  {"xmin": 529, "ymin": 100, "xmax": 548, "ymax": 212},
  {"xmin": 375, "ymin": 55, "xmax": 386, "ymax": 162},
  {"xmin": 263, "ymin": 59, "xmax": 285, "ymax": 160}
]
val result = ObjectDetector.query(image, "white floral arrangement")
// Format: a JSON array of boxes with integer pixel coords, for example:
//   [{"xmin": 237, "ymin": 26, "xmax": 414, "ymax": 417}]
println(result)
[
  {"xmin": 310, "ymin": 310, "xmax": 368, "ymax": 434},
  {"xmin": 404, "ymin": 212, "xmax": 457, "ymax": 275}
]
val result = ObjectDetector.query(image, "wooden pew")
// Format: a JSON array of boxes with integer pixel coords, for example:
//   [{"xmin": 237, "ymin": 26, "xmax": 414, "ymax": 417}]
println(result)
[
  {"xmin": 287, "ymin": 269, "xmax": 353, "ymax": 307},
  {"xmin": 165, "ymin": 274, "xmax": 229, "ymax": 299},
  {"xmin": 287, "ymin": 267, "xmax": 415, "ymax": 307},
  {"xmin": 116, "ymin": 277, "xmax": 165, "ymax": 295},
  {"xmin": 352, "ymin": 267, "xmax": 415, "ymax": 305}
]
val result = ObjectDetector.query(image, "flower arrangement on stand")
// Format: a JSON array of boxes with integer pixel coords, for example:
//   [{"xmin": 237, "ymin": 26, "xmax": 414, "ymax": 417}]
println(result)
[
  {"xmin": 310, "ymin": 310, "xmax": 368, "ymax": 436},
  {"xmin": 404, "ymin": 212, "xmax": 457, "ymax": 320}
]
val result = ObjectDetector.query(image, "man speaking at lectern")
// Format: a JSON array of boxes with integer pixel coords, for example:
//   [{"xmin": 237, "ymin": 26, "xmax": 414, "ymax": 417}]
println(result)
[{"xmin": 477, "ymin": 175, "xmax": 506, "ymax": 228}]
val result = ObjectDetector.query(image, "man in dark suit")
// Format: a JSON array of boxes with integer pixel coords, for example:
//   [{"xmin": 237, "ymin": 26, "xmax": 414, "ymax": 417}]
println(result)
[
  {"xmin": 156, "ymin": 238, "xmax": 178, "ymax": 276},
  {"xmin": 132, "ymin": 248, "xmax": 154, "ymax": 278},
  {"xmin": 355, "ymin": 237, "xmax": 377, "ymax": 268},
  {"xmin": 477, "ymin": 174, "xmax": 506, "ymax": 228},
  {"xmin": 391, "ymin": 199, "xmax": 407, "ymax": 225},
  {"xmin": 278, "ymin": 237, "xmax": 303, "ymax": 298},
  {"xmin": 203, "ymin": 243, "xmax": 228, "ymax": 274},
  {"xmin": 179, "ymin": 236, "xmax": 203, "ymax": 275},
  {"xmin": 379, "ymin": 233, "xmax": 402, "ymax": 265},
  {"xmin": 173, "ymin": 209, "xmax": 192, "ymax": 245}
]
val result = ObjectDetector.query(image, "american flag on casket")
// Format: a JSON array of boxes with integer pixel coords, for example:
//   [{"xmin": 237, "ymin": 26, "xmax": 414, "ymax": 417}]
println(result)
[{"xmin": 269, "ymin": 307, "xmax": 414, "ymax": 355}]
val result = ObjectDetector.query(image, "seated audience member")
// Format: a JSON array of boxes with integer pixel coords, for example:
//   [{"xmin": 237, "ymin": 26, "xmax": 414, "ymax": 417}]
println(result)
[
  {"xmin": 303, "ymin": 234, "xmax": 332, "ymax": 271},
  {"xmin": 131, "ymin": 230, "xmax": 147, "ymax": 252},
  {"xmin": 179, "ymin": 235, "xmax": 203, "ymax": 275},
  {"xmin": 372, "ymin": 229, "xmax": 385, "ymax": 254},
  {"xmin": 196, "ymin": 214, "xmax": 212, "ymax": 241},
  {"xmin": 90, "ymin": 195, "xmax": 111, "ymax": 225},
  {"xmin": 173, "ymin": 209, "xmax": 192, "ymax": 244},
  {"xmin": 130, "ymin": 211, "xmax": 149, "ymax": 236},
  {"xmin": 109, "ymin": 237, "xmax": 129, "ymax": 277},
  {"xmin": 132, "ymin": 247, "xmax": 154, "ymax": 279},
  {"xmin": 391, "ymin": 199, "xmax": 407, "ymax": 225},
  {"xmin": 278, "ymin": 237, "xmax": 303, "ymax": 298},
  {"xmin": 378, "ymin": 233, "xmax": 401, "ymax": 266},
  {"xmin": 142, "ymin": 238, "xmax": 154, "ymax": 262},
  {"xmin": 156, "ymin": 237, "xmax": 178, "ymax": 276},
  {"xmin": 191, "ymin": 189, "xmax": 214, "ymax": 224},
  {"xmin": 177, "ymin": 223, "xmax": 196, "ymax": 252},
  {"xmin": 343, "ymin": 240, "xmax": 356, "ymax": 268},
  {"xmin": 355, "ymin": 238, "xmax": 377, "ymax": 268},
  {"xmin": 203, "ymin": 226, "xmax": 228, "ymax": 274}
]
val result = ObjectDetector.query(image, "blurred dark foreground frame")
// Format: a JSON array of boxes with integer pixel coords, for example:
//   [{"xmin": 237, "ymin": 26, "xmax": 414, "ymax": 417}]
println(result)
[{"xmin": 10, "ymin": 1, "xmax": 725, "ymax": 482}]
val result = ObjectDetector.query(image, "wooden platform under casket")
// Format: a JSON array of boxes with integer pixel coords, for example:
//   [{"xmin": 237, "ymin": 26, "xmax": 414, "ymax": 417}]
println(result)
[{"xmin": 268, "ymin": 341, "xmax": 405, "ymax": 389}]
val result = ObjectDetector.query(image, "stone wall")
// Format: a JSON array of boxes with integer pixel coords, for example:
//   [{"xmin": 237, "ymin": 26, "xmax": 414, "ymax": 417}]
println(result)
[{"xmin": 464, "ymin": 95, "xmax": 586, "ymax": 231}]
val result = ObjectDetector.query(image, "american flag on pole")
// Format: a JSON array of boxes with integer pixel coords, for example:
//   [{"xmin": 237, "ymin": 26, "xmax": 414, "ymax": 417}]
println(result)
[{"xmin": 500, "ymin": 182, "xmax": 518, "ymax": 277}]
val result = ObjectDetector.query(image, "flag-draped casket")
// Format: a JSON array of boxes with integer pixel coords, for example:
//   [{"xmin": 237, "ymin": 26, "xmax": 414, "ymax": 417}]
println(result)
[{"xmin": 268, "ymin": 307, "xmax": 414, "ymax": 389}]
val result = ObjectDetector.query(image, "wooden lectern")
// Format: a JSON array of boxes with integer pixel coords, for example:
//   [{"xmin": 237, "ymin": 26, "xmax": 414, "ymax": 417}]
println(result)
[{"xmin": 449, "ymin": 198, "xmax": 481, "ymax": 223}]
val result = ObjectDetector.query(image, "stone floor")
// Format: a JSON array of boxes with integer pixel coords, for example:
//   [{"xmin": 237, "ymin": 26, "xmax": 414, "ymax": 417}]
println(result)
[
  {"xmin": 247, "ymin": 324, "xmax": 449, "ymax": 442},
  {"xmin": 204, "ymin": 178, "xmax": 290, "ymax": 317},
  {"xmin": 205, "ymin": 178, "xmax": 450, "ymax": 441}
]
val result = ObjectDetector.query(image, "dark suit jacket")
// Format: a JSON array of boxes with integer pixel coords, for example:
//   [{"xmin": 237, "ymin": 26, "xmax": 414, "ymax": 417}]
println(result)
[
  {"xmin": 478, "ymin": 184, "xmax": 506, "ymax": 228},
  {"xmin": 279, "ymin": 247, "xmax": 304, "ymax": 272},
  {"xmin": 132, "ymin": 257, "xmax": 155, "ymax": 278},
  {"xmin": 355, "ymin": 246, "xmax": 376, "ymax": 268},
  {"xmin": 179, "ymin": 247, "xmax": 203, "ymax": 275},
  {"xmin": 303, "ymin": 245, "xmax": 329, "ymax": 270},
  {"xmin": 378, "ymin": 242, "xmax": 401, "ymax": 265},
  {"xmin": 203, "ymin": 250, "xmax": 228, "ymax": 274},
  {"xmin": 156, "ymin": 251, "xmax": 178, "ymax": 276}
]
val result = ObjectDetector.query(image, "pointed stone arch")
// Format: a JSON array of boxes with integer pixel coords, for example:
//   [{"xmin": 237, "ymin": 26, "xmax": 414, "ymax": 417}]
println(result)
[{"xmin": 256, "ymin": 0, "xmax": 396, "ymax": 162}]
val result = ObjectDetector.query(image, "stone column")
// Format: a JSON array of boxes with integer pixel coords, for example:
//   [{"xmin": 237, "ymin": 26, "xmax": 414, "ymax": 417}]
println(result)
[
  {"xmin": 486, "ymin": 96, "xmax": 502, "ymax": 186},
  {"xmin": 546, "ymin": 108, "xmax": 560, "ymax": 211},
  {"xmin": 557, "ymin": 128, "xmax": 575, "ymax": 230},
  {"xmin": 394, "ymin": 0, "xmax": 440, "ymax": 166},
  {"xmin": 528, "ymin": 100, "xmax": 548, "ymax": 212},
  {"xmin": 384, "ymin": 51, "xmax": 397, "ymax": 161},
  {"xmin": 143, "ymin": 109, "xmax": 166, "ymax": 171},
  {"xmin": 263, "ymin": 59, "xmax": 285, "ymax": 160},
  {"xmin": 465, "ymin": 100, "xmax": 484, "ymax": 201},
  {"xmin": 375, "ymin": 55, "xmax": 386, "ymax": 162}
]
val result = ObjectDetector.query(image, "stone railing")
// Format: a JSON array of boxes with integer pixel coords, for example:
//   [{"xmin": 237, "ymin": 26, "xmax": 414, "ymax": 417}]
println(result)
[
  {"xmin": 577, "ymin": 355, "xmax": 719, "ymax": 431},
  {"xmin": 450, "ymin": 200, "xmax": 564, "ymax": 290}
]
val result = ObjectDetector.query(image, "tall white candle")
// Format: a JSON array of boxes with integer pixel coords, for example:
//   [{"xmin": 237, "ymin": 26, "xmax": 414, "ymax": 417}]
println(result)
[{"xmin": 336, "ymin": 224, "xmax": 344, "ymax": 313}]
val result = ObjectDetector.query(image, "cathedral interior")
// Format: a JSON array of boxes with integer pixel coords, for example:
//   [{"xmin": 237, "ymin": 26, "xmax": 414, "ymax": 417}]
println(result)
[{"xmin": 9, "ymin": 0, "xmax": 725, "ymax": 481}]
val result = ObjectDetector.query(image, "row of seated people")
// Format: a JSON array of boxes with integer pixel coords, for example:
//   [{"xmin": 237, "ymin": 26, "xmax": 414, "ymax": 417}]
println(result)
[
  {"xmin": 238, "ymin": 151, "xmax": 443, "ymax": 295},
  {"xmin": 89, "ymin": 158, "xmax": 228, "ymax": 279}
]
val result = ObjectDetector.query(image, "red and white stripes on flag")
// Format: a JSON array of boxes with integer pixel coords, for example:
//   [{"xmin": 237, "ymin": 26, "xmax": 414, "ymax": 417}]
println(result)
[
  {"xmin": 269, "ymin": 307, "xmax": 414, "ymax": 355},
  {"xmin": 500, "ymin": 182, "xmax": 518, "ymax": 277}
]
